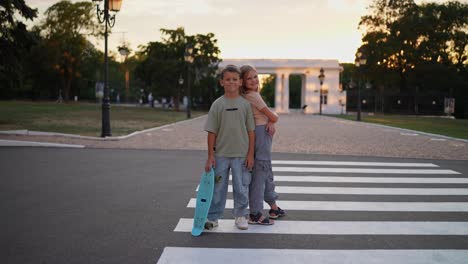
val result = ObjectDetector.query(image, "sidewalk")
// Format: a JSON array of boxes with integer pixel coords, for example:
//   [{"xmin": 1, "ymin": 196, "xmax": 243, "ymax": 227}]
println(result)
[{"xmin": 1, "ymin": 114, "xmax": 467, "ymax": 160}]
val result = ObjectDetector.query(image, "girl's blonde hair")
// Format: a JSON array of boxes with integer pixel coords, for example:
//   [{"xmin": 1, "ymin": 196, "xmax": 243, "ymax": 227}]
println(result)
[{"xmin": 240, "ymin": 64, "xmax": 258, "ymax": 94}]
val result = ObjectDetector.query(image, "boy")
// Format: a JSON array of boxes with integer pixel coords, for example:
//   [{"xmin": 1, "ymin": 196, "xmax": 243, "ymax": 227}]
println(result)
[{"xmin": 204, "ymin": 64, "xmax": 255, "ymax": 230}]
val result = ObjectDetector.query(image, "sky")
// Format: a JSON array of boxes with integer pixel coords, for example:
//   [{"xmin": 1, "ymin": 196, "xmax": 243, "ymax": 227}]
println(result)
[{"xmin": 26, "ymin": 0, "xmax": 452, "ymax": 63}]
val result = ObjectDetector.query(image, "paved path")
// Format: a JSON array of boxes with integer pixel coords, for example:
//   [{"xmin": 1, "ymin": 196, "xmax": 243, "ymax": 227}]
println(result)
[{"xmin": 1, "ymin": 114, "xmax": 467, "ymax": 160}]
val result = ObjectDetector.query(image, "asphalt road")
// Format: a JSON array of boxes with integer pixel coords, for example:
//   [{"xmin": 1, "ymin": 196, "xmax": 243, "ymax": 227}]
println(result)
[{"xmin": 1, "ymin": 148, "xmax": 468, "ymax": 264}]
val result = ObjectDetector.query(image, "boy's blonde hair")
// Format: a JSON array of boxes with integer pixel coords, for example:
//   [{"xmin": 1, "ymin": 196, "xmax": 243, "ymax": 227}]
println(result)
[
  {"xmin": 220, "ymin": 64, "xmax": 241, "ymax": 79},
  {"xmin": 240, "ymin": 64, "xmax": 258, "ymax": 94}
]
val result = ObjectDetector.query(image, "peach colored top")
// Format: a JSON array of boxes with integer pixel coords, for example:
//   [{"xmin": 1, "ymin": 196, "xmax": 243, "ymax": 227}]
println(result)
[{"xmin": 243, "ymin": 92, "xmax": 268, "ymax": 125}]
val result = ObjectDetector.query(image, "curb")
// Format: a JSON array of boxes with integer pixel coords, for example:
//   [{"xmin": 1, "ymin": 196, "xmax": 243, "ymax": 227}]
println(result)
[
  {"xmin": 0, "ymin": 139, "xmax": 85, "ymax": 148},
  {"xmin": 326, "ymin": 115, "xmax": 468, "ymax": 143},
  {"xmin": 0, "ymin": 115, "xmax": 207, "ymax": 141}
]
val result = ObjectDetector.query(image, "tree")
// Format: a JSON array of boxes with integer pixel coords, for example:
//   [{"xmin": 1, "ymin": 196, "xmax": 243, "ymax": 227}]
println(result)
[
  {"xmin": 22, "ymin": 28, "xmax": 60, "ymax": 100},
  {"xmin": 39, "ymin": 0, "xmax": 104, "ymax": 101},
  {"xmin": 0, "ymin": 0, "xmax": 38, "ymax": 98},
  {"xmin": 358, "ymin": 0, "xmax": 468, "ymax": 117},
  {"xmin": 189, "ymin": 32, "xmax": 222, "ymax": 108},
  {"xmin": 359, "ymin": 0, "xmax": 418, "ymax": 93},
  {"xmin": 135, "ymin": 27, "xmax": 221, "ymax": 110},
  {"xmin": 135, "ymin": 40, "xmax": 181, "ymax": 105},
  {"xmin": 260, "ymin": 75, "xmax": 275, "ymax": 107}
]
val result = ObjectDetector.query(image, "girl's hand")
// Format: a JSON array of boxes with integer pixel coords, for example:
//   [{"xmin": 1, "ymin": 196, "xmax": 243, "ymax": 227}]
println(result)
[{"xmin": 266, "ymin": 122, "xmax": 276, "ymax": 137}]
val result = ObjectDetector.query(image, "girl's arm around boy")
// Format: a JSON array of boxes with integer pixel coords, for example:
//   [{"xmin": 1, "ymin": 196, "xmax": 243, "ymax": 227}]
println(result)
[{"xmin": 261, "ymin": 107, "xmax": 279, "ymax": 137}]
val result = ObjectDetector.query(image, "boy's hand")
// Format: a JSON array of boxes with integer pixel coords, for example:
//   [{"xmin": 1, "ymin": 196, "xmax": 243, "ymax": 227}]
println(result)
[
  {"xmin": 266, "ymin": 122, "xmax": 276, "ymax": 137},
  {"xmin": 205, "ymin": 155, "xmax": 215, "ymax": 172},
  {"xmin": 245, "ymin": 152, "xmax": 254, "ymax": 171}
]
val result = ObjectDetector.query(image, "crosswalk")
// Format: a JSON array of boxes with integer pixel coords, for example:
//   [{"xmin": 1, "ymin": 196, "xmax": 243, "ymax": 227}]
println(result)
[{"xmin": 158, "ymin": 159, "xmax": 468, "ymax": 264}]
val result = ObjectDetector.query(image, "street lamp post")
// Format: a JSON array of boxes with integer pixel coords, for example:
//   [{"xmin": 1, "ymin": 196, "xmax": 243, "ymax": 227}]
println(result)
[
  {"xmin": 318, "ymin": 68, "xmax": 325, "ymax": 115},
  {"xmin": 178, "ymin": 75, "xmax": 184, "ymax": 111},
  {"xmin": 92, "ymin": 0, "xmax": 123, "ymax": 137},
  {"xmin": 354, "ymin": 50, "xmax": 367, "ymax": 121},
  {"xmin": 118, "ymin": 46, "xmax": 129, "ymax": 103},
  {"xmin": 184, "ymin": 44, "xmax": 194, "ymax": 119}
]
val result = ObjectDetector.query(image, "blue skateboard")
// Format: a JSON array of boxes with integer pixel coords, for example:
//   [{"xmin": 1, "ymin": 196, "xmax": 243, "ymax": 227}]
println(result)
[{"xmin": 191, "ymin": 168, "xmax": 215, "ymax": 236}]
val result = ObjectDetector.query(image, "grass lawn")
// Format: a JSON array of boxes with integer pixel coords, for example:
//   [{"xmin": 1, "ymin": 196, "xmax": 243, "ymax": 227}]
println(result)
[
  {"xmin": 333, "ymin": 114, "xmax": 468, "ymax": 140},
  {"xmin": 0, "ymin": 101, "xmax": 206, "ymax": 137}
]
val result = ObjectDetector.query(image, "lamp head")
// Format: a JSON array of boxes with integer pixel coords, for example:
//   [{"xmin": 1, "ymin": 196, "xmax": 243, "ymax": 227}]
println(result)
[
  {"xmin": 109, "ymin": 0, "xmax": 123, "ymax": 12},
  {"xmin": 118, "ymin": 46, "xmax": 129, "ymax": 56},
  {"xmin": 184, "ymin": 44, "xmax": 194, "ymax": 63},
  {"xmin": 356, "ymin": 49, "xmax": 367, "ymax": 65},
  {"xmin": 318, "ymin": 67, "xmax": 325, "ymax": 84}
]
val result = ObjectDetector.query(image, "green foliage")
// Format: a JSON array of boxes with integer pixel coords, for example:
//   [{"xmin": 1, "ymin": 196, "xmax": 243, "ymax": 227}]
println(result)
[
  {"xmin": 340, "ymin": 63, "xmax": 356, "ymax": 91},
  {"xmin": 357, "ymin": 0, "xmax": 468, "ymax": 117},
  {"xmin": 0, "ymin": 1, "xmax": 109, "ymax": 101},
  {"xmin": 0, "ymin": 0, "xmax": 38, "ymax": 98},
  {"xmin": 260, "ymin": 75, "xmax": 275, "ymax": 107},
  {"xmin": 23, "ymin": 29, "xmax": 60, "ymax": 99},
  {"xmin": 38, "ymin": 0, "xmax": 104, "ymax": 101},
  {"xmin": 289, "ymin": 75, "xmax": 302, "ymax": 108},
  {"xmin": 134, "ymin": 27, "xmax": 221, "ymax": 110},
  {"xmin": 41, "ymin": 0, "xmax": 102, "ymax": 38}
]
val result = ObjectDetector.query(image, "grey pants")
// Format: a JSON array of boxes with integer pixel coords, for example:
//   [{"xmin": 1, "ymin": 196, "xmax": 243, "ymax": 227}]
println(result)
[
  {"xmin": 249, "ymin": 160, "xmax": 279, "ymax": 214},
  {"xmin": 249, "ymin": 125, "xmax": 279, "ymax": 214}
]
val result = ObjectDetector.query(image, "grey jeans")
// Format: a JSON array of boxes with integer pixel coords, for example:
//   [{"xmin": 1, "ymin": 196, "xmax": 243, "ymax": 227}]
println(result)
[{"xmin": 249, "ymin": 125, "xmax": 279, "ymax": 214}]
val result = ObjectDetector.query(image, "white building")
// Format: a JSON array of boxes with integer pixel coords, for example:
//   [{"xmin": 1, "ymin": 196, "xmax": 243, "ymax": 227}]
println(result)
[{"xmin": 220, "ymin": 59, "xmax": 345, "ymax": 115}]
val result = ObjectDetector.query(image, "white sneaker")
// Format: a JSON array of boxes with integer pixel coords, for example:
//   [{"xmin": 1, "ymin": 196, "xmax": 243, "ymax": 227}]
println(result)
[{"xmin": 235, "ymin": 216, "xmax": 248, "ymax": 230}]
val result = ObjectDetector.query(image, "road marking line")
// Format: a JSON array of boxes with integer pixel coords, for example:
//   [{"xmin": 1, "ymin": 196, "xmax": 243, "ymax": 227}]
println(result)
[
  {"xmin": 187, "ymin": 199, "xmax": 468, "ymax": 212},
  {"xmin": 157, "ymin": 247, "xmax": 468, "ymax": 264},
  {"xmin": 216, "ymin": 185, "xmax": 468, "ymax": 195},
  {"xmin": 174, "ymin": 218, "xmax": 468, "ymax": 235},
  {"xmin": 272, "ymin": 161, "xmax": 438, "ymax": 167},
  {"xmin": 272, "ymin": 167, "xmax": 460, "ymax": 174},
  {"xmin": 273, "ymin": 175, "xmax": 468, "ymax": 183}
]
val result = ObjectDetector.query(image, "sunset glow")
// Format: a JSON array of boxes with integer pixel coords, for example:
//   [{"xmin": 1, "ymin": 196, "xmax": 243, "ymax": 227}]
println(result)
[{"xmin": 28, "ymin": 0, "xmax": 452, "ymax": 63}]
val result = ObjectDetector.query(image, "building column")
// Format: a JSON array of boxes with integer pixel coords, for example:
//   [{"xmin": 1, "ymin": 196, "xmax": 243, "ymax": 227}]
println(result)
[
  {"xmin": 301, "ymin": 75, "xmax": 306, "ymax": 109},
  {"xmin": 274, "ymin": 72, "xmax": 290, "ymax": 114},
  {"xmin": 274, "ymin": 73, "xmax": 282, "ymax": 113},
  {"xmin": 282, "ymin": 73, "xmax": 290, "ymax": 113},
  {"xmin": 304, "ymin": 73, "xmax": 320, "ymax": 114}
]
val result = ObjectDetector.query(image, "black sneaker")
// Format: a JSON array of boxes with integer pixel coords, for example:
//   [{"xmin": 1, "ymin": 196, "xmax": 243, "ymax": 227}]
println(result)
[
  {"xmin": 204, "ymin": 220, "xmax": 218, "ymax": 230},
  {"xmin": 269, "ymin": 207, "xmax": 286, "ymax": 219},
  {"xmin": 248, "ymin": 212, "xmax": 274, "ymax": 225}
]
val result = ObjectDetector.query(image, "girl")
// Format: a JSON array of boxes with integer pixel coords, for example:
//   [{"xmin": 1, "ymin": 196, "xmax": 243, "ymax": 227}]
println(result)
[{"xmin": 240, "ymin": 65, "xmax": 286, "ymax": 225}]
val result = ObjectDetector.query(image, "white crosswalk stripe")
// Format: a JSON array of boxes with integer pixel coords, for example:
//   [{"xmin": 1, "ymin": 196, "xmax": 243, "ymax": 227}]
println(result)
[
  {"xmin": 160, "ymin": 159, "xmax": 468, "ymax": 264},
  {"xmin": 174, "ymin": 218, "xmax": 468, "ymax": 235},
  {"xmin": 273, "ymin": 167, "xmax": 459, "ymax": 174},
  {"xmin": 158, "ymin": 247, "xmax": 468, "ymax": 264},
  {"xmin": 273, "ymin": 175, "xmax": 468, "ymax": 183},
  {"xmin": 272, "ymin": 160, "xmax": 439, "ymax": 167},
  {"xmin": 187, "ymin": 198, "xmax": 468, "ymax": 212},
  {"xmin": 221, "ymin": 185, "xmax": 468, "ymax": 195}
]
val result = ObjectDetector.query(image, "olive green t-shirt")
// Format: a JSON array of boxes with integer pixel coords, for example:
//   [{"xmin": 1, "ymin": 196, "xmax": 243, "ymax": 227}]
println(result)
[{"xmin": 204, "ymin": 95, "xmax": 255, "ymax": 157}]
